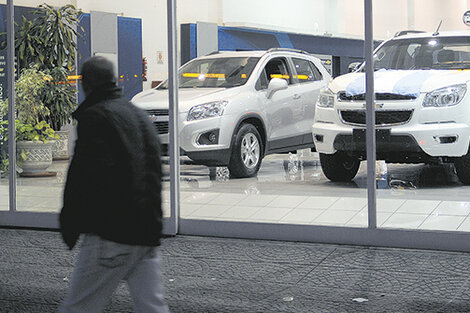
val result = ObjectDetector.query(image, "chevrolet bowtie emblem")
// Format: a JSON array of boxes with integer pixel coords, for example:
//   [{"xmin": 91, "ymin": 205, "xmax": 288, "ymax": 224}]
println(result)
[
  {"xmin": 362, "ymin": 103, "xmax": 384, "ymax": 109},
  {"xmin": 148, "ymin": 114, "xmax": 169, "ymax": 122}
]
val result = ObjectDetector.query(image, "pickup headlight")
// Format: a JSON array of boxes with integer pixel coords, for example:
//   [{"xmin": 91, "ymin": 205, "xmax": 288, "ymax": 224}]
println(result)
[
  {"xmin": 423, "ymin": 84, "xmax": 467, "ymax": 107},
  {"xmin": 317, "ymin": 88, "xmax": 335, "ymax": 108},
  {"xmin": 187, "ymin": 101, "xmax": 228, "ymax": 121}
]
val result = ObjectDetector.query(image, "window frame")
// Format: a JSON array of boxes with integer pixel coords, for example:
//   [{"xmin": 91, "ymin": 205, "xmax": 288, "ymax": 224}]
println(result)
[
  {"xmin": 291, "ymin": 57, "xmax": 323, "ymax": 83},
  {"xmin": 256, "ymin": 56, "xmax": 294, "ymax": 91}
]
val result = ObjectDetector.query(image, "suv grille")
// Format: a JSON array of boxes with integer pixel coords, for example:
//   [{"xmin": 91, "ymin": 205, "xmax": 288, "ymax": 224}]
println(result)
[
  {"xmin": 340, "ymin": 110, "xmax": 413, "ymax": 126},
  {"xmin": 146, "ymin": 109, "xmax": 169, "ymax": 134},
  {"xmin": 338, "ymin": 92, "xmax": 417, "ymax": 101}
]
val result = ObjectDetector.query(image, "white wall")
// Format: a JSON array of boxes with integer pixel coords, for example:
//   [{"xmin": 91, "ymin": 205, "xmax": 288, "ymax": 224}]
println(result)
[
  {"xmin": 221, "ymin": 0, "xmax": 329, "ymax": 35},
  {"xmin": 7, "ymin": 0, "xmax": 470, "ymax": 89},
  {"xmin": 413, "ymin": 0, "xmax": 469, "ymax": 32}
]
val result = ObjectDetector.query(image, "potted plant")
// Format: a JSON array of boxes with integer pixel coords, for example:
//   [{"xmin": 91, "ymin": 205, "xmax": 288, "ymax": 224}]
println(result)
[
  {"xmin": 0, "ymin": 66, "xmax": 59, "ymax": 175},
  {"xmin": 0, "ymin": 120, "xmax": 59, "ymax": 175},
  {"xmin": 15, "ymin": 4, "xmax": 83, "ymax": 159}
]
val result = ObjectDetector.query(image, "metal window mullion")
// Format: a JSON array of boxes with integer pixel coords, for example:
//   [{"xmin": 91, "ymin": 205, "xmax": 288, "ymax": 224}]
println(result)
[
  {"xmin": 167, "ymin": 0, "xmax": 179, "ymax": 235},
  {"xmin": 7, "ymin": 0, "xmax": 16, "ymax": 213},
  {"xmin": 364, "ymin": 0, "xmax": 377, "ymax": 228}
]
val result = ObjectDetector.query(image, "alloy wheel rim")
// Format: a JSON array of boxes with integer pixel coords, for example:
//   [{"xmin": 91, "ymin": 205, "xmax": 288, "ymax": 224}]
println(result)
[{"xmin": 241, "ymin": 133, "xmax": 260, "ymax": 169}]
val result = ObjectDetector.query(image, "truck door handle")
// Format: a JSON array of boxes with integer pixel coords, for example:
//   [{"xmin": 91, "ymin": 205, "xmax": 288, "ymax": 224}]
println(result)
[{"xmin": 293, "ymin": 94, "xmax": 301, "ymax": 100}]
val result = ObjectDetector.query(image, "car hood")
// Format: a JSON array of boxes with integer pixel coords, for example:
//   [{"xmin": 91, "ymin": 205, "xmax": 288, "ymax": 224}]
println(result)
[
  {"xmin": 330, "ymin": 69, "xmax": 470, "ymax": 97},
  {"xmin": 131, "ymin": 87, "xmax": 240, "ymax": 112}
]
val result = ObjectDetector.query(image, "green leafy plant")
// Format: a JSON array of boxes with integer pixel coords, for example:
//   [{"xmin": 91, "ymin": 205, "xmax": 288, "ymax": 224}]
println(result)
[
  {"xmin": 16, "ymin": 4, "xmax": 83, "ymax": 70},
  {"xmin": 0, "ymin": 119, "xmax": 58, "ymax": 143},
  {"xmin": 14, "ymin": 16, "xmax": 42, "ymax": 70},
  {"xmin": 0, "ymin": 66, "xmax": 62, "ymax": 133},
  {"xmin": 16, "ymin": 120, "xmax": 59, "ymax": 142},
  {"xmin": 42, "ymin": 67, "xmax": 78, "ymax": 130},
  {"xmin": 14, "ymin": 4, "xmax": 82, "ymax": 131},
  {"xmin": 13, "ymin": 66, "xmax": 51, "ymax": 125}
]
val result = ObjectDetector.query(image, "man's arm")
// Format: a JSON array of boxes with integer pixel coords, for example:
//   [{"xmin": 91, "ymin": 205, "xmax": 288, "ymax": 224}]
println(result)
[{"xmin": 60, "ymin": 111, "xmax": 111, "ymax": 249}]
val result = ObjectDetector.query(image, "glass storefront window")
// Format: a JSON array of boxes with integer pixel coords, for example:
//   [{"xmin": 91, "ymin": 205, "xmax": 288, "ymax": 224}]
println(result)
[{"xmin": 2, "ymin": 0, "xmax": 470, "ymax": 251}]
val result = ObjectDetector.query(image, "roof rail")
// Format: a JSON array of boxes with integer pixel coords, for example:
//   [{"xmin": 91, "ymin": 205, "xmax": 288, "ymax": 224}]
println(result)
[
  {"xmin": 394, "ymin": 30, "xmax": 425, "ymax": 37},
  {"xmin": 266, "ymin": 47, "xmax": 310, "ymax": 55}
]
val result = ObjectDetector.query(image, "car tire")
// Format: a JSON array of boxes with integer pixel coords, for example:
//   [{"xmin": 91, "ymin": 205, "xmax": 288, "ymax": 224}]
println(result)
[
  {"xmin": 455, "ymin": 152, "xmax": 470, "ymax": 184},
  {"xmin": 228, "ymin": 123, "xmax": 263, "ymax": 178},
  {"xmin": 319, "ymin": 152, "xmax": 360, "ymax": 182}
]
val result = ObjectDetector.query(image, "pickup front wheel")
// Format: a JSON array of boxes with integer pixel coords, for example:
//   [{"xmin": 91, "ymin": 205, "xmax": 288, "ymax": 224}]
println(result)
[
  {"xmin": 319, "ymin": 152, "xmax": 360, "ymax": 182},
  {"xmin": 455, "ymin": 152, "xmax": 470, "ymax": 184}
]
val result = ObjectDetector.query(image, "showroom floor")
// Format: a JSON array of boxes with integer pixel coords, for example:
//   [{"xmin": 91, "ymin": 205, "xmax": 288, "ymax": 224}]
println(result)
[{"xmin": 2, "ymin": 151, "xmax": 470, "ymax": 232}]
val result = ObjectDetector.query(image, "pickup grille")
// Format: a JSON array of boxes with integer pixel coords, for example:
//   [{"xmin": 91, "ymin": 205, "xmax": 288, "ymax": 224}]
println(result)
[
  {"xmin": 146, "ymin": 109, "xmax": 169, "ymax": 134},
  {"xmin": 338, "ymin": 92, "xmax": 417, "ymax": 101},
  {"xmin": 340, "ymin": 110, "xmax": 413, "ymax": 126}
]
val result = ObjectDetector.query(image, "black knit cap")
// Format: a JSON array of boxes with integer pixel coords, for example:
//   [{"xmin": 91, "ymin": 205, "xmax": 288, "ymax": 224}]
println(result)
[{"xmin": 80, "ymin": 56, "xmax": 116, "ymax": 92}]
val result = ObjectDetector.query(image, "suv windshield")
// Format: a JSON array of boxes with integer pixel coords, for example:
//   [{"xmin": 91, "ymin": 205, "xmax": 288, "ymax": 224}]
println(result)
[
  {"xmin": 374, "ymin": 36, "xmax": 470, "ymax": 70},
  {"xmin": 157, "ymin": 57, "xmax": 260, "ymax": 89}
]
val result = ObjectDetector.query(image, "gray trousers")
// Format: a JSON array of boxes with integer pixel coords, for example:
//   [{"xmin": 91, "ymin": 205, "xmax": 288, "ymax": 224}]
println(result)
[{"xmin": 60, "ymin": 234, "xmax": 170, "ymax": 313}]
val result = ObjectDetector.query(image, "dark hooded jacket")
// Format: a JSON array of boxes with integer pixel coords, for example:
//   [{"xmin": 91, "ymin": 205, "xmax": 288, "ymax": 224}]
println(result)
[{"xmin": 60, "ymin": 85, "xmax": 163, "ymax": 249}]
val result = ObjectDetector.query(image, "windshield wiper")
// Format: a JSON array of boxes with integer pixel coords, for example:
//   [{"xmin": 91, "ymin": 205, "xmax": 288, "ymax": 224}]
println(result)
[{"xmin": 434, "ymin": 61, "xmax": 470, "ymax": 70}]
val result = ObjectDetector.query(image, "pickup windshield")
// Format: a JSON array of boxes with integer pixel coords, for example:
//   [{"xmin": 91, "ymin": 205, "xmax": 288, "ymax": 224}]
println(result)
[
  {"xmin": 374, "ymin": 36, "xmax": 470, "ymax": 70},
  {"xmin": 157, "ymin": 57, "xmax": 260, "ymax": 89}
]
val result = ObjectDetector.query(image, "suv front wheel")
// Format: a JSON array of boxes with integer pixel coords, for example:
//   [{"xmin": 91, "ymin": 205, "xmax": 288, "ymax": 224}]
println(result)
[
  {"xmin": 228, "ymin": 123, "xmax": 263, "ymax": 178},
  {"xmin": 319, "ymin": 152, "xmax": 360, "ymax": 182}
]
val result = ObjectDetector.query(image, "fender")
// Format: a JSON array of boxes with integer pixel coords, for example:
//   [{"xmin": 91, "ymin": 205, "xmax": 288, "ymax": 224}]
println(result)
[{"xmin": 230, "ymin": 113, "xmax": 268, "ymax": 155}]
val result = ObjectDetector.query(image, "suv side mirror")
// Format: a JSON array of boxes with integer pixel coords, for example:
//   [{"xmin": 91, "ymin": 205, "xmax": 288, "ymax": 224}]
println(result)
[
  {"xmin": 266, "ymin": 78, "xmax": 288, "ymax": 99},
  {"xmin": 348, "ymin": 62, "xmax": 362, "ymax": 73}
]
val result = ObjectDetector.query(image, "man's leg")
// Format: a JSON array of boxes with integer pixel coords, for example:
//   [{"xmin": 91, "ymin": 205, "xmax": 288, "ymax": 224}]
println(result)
[
  {"xmin": 127, "ymin": 247, "xmax": 170, "ymax": 313},
  {"xmin": 60, "ymin": 235, "xmax": 133, "ymax": 313}
]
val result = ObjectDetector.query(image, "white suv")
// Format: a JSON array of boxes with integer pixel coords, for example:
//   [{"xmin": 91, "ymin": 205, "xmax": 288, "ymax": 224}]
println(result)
[
  {"xmin": 132, "ymin": 49, "xmax": 330, "ymax": 177},
  {"xmin": 312, "ymin": 31, "xmax": 470, "ymax": 184}
]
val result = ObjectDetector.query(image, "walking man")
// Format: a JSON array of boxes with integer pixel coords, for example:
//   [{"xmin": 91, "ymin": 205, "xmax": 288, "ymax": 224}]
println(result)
[{"xmin": 59, "ymin": 56, "xmax": 169, "ymax": 313}]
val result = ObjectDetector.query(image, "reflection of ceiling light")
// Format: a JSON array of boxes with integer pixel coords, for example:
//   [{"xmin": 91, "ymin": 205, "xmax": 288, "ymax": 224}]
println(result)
[
  {"xmin": 429, "ymin": 40, "xmax": 438, "ymax": 46},
  {"xmin": 198, "ymin": 74, "xmax": 205, "ymax": 80}
]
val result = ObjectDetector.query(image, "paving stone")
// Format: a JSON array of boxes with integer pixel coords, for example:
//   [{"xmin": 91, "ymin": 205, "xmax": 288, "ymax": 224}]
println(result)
[
  {"xmin": 322, "ymin": 246, "xmax": 470, "ymax": 275},
  {"xmin": 2, "ymin": 229, "xmax": 470, "ymax": 312}
]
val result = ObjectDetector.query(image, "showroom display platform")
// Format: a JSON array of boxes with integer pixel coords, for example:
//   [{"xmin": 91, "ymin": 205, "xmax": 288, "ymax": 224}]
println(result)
[{"xmin": 2, "ymin": 229, "xmax": 470, "ymax": 312}]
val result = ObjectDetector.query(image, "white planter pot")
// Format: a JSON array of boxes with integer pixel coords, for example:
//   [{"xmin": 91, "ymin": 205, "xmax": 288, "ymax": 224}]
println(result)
[
  {"xmin": 52, "ymin": 130, "xmax": 70, "ymax": 160},
  {"xmin": 17, "ymin": 140, "xmax": 54, "ymax": 174}
]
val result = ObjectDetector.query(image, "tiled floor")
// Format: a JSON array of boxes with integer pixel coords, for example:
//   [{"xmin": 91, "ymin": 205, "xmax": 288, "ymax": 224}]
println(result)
[
  {"xmin": 3, "ymin": 153, "xmax": 470, "ymax": 232},
  {"xmin": 177, "ymin": 191, "xmax": 470, "ymax": 231}
]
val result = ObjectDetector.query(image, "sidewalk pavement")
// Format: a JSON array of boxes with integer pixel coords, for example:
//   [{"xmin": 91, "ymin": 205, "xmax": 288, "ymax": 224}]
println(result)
[{"xmin": 1, "ymin": 228, "xmax": 470, "ymax": 312}]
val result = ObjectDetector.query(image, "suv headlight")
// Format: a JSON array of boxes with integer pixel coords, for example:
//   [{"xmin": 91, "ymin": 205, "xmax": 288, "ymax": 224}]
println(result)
[
  {"xmin": 423, "ymin": 84, "xmax": 467, "ymax": 107},
  {"xmin": 317, "ymin": 88, "xmax": 335, "ymax": 108},
  {"xmin": 187, "ymin": 101, "xmax": 228, "ymax": 121}
]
